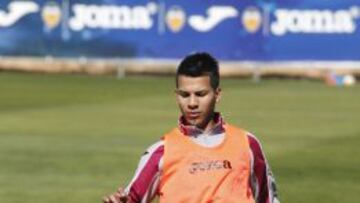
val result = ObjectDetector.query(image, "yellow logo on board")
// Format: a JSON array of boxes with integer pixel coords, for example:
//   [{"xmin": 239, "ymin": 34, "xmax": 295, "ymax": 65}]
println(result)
[
  {"xmin": 41, "ymin": 1, "xmax": 62, "ymax": 30},
  {"xmin": 166, "ymin": 6, "xmax": 186, "ymax": 32},
  {"xmin": 242, "ymin": 7, "xmax": 262, "ymax": 33}
]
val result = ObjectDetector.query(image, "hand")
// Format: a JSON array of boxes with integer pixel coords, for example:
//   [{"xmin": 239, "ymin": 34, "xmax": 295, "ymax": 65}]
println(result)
[{"xmin": 102, "ymin": 187, "xmax": 128, "ymax": 203}]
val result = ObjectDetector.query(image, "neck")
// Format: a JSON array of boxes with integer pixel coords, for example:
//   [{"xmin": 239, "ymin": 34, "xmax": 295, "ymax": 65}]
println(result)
[
  {"xmin": 198, "ymin": 112, "xmax": 216, "ymax": 134},
  {"xmin": 201, "ymin": 119, "xmax": 216, "ymax": 135}
]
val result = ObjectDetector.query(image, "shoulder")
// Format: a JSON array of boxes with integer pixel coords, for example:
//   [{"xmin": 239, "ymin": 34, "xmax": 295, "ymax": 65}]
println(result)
[
  {"xmin": 130, "ymin": 140, "xmax": 164, "ymax": 181},
  {"xmin": 162, "ymin": 128, "xmax": 181, "ymax": 139},
  {"xmin": 225, "ymin": 124, "xmax": 266, "ymax": 158},
  {"xmin": 144, "ymin": 140, "xmax": 164, "ymax": 157},
  {"xmin": 224, "ymin": 123, "xmax": 247, "ymax": 135},
  {"xmin": 136, "ymin": 140, "xmax": 164, "ymax": 170}
]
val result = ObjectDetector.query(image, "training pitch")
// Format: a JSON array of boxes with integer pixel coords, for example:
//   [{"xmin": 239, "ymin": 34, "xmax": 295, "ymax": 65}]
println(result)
[{"xmin": 0, "ymin": 72, "xmax": 359, "ymax": 203}]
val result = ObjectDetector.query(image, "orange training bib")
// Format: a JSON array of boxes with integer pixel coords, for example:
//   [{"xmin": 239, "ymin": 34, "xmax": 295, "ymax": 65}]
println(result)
[{"xmin": 159, "ymin": 124, "xmax": 255, "ymax": 203}]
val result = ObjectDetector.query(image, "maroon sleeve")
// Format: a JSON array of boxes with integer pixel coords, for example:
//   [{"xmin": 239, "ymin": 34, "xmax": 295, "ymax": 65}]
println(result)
[
  {"xmin": 126, "ymin": 143, "xmax": 164, "ymax": 203},
  {"xmin": 248, "ymin": 133, "xmax": 280, "ymax": 203}
]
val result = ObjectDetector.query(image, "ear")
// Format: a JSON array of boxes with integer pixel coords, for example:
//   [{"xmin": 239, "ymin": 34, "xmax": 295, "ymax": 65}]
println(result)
[{"xmin": 215, "ymin": 87, "xmax": 221, "ymax": 103}]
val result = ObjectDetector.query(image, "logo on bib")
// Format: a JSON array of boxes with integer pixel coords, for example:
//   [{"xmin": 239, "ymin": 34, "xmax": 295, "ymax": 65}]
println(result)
[{"xmin": 189, "ymin": 159, "xmax": 232, "ymax": 174}]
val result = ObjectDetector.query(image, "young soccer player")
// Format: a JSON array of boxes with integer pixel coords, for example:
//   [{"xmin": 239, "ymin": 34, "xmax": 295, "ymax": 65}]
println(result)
[{"xmin": 103, "ymin": 52, "xmax": 280, "ymax": 203}]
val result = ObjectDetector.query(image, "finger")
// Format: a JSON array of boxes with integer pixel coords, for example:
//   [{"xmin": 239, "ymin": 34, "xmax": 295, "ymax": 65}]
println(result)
[
  {"xmin": 102, "ymin": 196, "xmax": 110, "ymax": 203},
  {"xmin": 117, "ymin": 187, "xmax": 124, "ymax": 194},
  {"xmin": 114, "ymin": 193, "xmax": 121, "ymax": 199},
  {"xmin": 114, "ymin": 193, "xmax": 126, "ymax": 202},
  {"xmin": 110, "ymin": 195, "xmax": 120, "ymax": 203},
  {"xmin": 116, "ymin": 188, "xmax": 128, "ymax": 201}
]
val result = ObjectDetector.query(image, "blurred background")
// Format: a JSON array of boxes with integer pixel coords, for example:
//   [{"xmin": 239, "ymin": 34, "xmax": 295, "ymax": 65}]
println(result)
[{"xmin": 0, "ymin": 0, "xmax": 359, "ymax": 202}]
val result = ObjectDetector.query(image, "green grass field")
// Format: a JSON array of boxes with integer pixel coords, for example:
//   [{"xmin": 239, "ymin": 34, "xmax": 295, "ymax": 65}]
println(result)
[{"xmin": 0, "ymin": 72, "xmax": 359, "ymax": 203}]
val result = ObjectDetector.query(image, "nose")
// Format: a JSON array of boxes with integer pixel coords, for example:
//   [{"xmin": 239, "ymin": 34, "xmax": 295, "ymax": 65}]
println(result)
[{"xmin": 188, "ymin": 95, "xmax": 198, "ymax": 109}]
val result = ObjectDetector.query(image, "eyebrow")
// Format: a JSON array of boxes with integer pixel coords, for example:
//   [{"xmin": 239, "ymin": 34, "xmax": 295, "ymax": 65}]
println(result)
[{"xmin": 176, "ymin": 89, "xmax": 209, "ymax": 94}]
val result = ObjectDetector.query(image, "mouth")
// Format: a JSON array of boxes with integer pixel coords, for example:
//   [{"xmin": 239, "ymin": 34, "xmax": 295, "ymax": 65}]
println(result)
[{"xmin": 187, "ymin": 112, "xmax": 201, "ymax": 120}]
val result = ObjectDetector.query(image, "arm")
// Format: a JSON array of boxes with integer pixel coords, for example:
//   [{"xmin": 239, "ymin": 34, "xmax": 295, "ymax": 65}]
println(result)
[
  {"xmin": 248, "ymin": 133, "xmax": 280, "ymax": 203},
  {"xmin": 103, "ymin": 141, "xmax": 164, "ymax": 203}
]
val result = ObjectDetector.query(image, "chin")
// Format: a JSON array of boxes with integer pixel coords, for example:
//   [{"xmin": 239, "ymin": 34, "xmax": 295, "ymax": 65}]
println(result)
[{"xmin": 187, "ymin": 119, "xmax": 202, "ymax": 127}]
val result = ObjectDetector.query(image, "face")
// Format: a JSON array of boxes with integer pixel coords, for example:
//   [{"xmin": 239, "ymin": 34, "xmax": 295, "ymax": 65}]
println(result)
[{"xmin": 176, "ymin": 75, "xmax": 221, "ymax": 131}]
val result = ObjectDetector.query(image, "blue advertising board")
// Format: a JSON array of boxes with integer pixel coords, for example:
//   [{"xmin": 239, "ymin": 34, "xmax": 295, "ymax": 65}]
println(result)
[{"xmin": 0, "ymin": 0, "xmax": 360, "ymax": 60}]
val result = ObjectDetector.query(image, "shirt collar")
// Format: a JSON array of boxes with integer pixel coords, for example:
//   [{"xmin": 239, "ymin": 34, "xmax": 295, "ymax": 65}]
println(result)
[{"xmin": 178, "ymin": 112, "xmax": 225, "ymax": 137}]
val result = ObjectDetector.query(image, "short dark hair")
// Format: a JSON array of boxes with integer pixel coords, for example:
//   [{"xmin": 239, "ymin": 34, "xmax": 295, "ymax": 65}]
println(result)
[{"xmin": 176, "ymin": 52, "xmax": 220, "ymax": 89}]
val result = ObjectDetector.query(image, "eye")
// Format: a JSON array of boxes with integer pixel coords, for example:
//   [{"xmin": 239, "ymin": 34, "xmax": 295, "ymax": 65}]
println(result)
[
  {"xmin": 195, "ymin": 91, "xmax": 208, "ymax": 97},
  {"xmin": 177, "ymin": 90, "xmax": 190, "ymax": 98}
]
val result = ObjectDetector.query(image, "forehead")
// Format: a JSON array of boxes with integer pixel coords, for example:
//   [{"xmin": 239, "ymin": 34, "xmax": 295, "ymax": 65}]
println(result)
[{"xmin": 177, "ymin": 75, "xmax": 212, "ymax": 91}]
